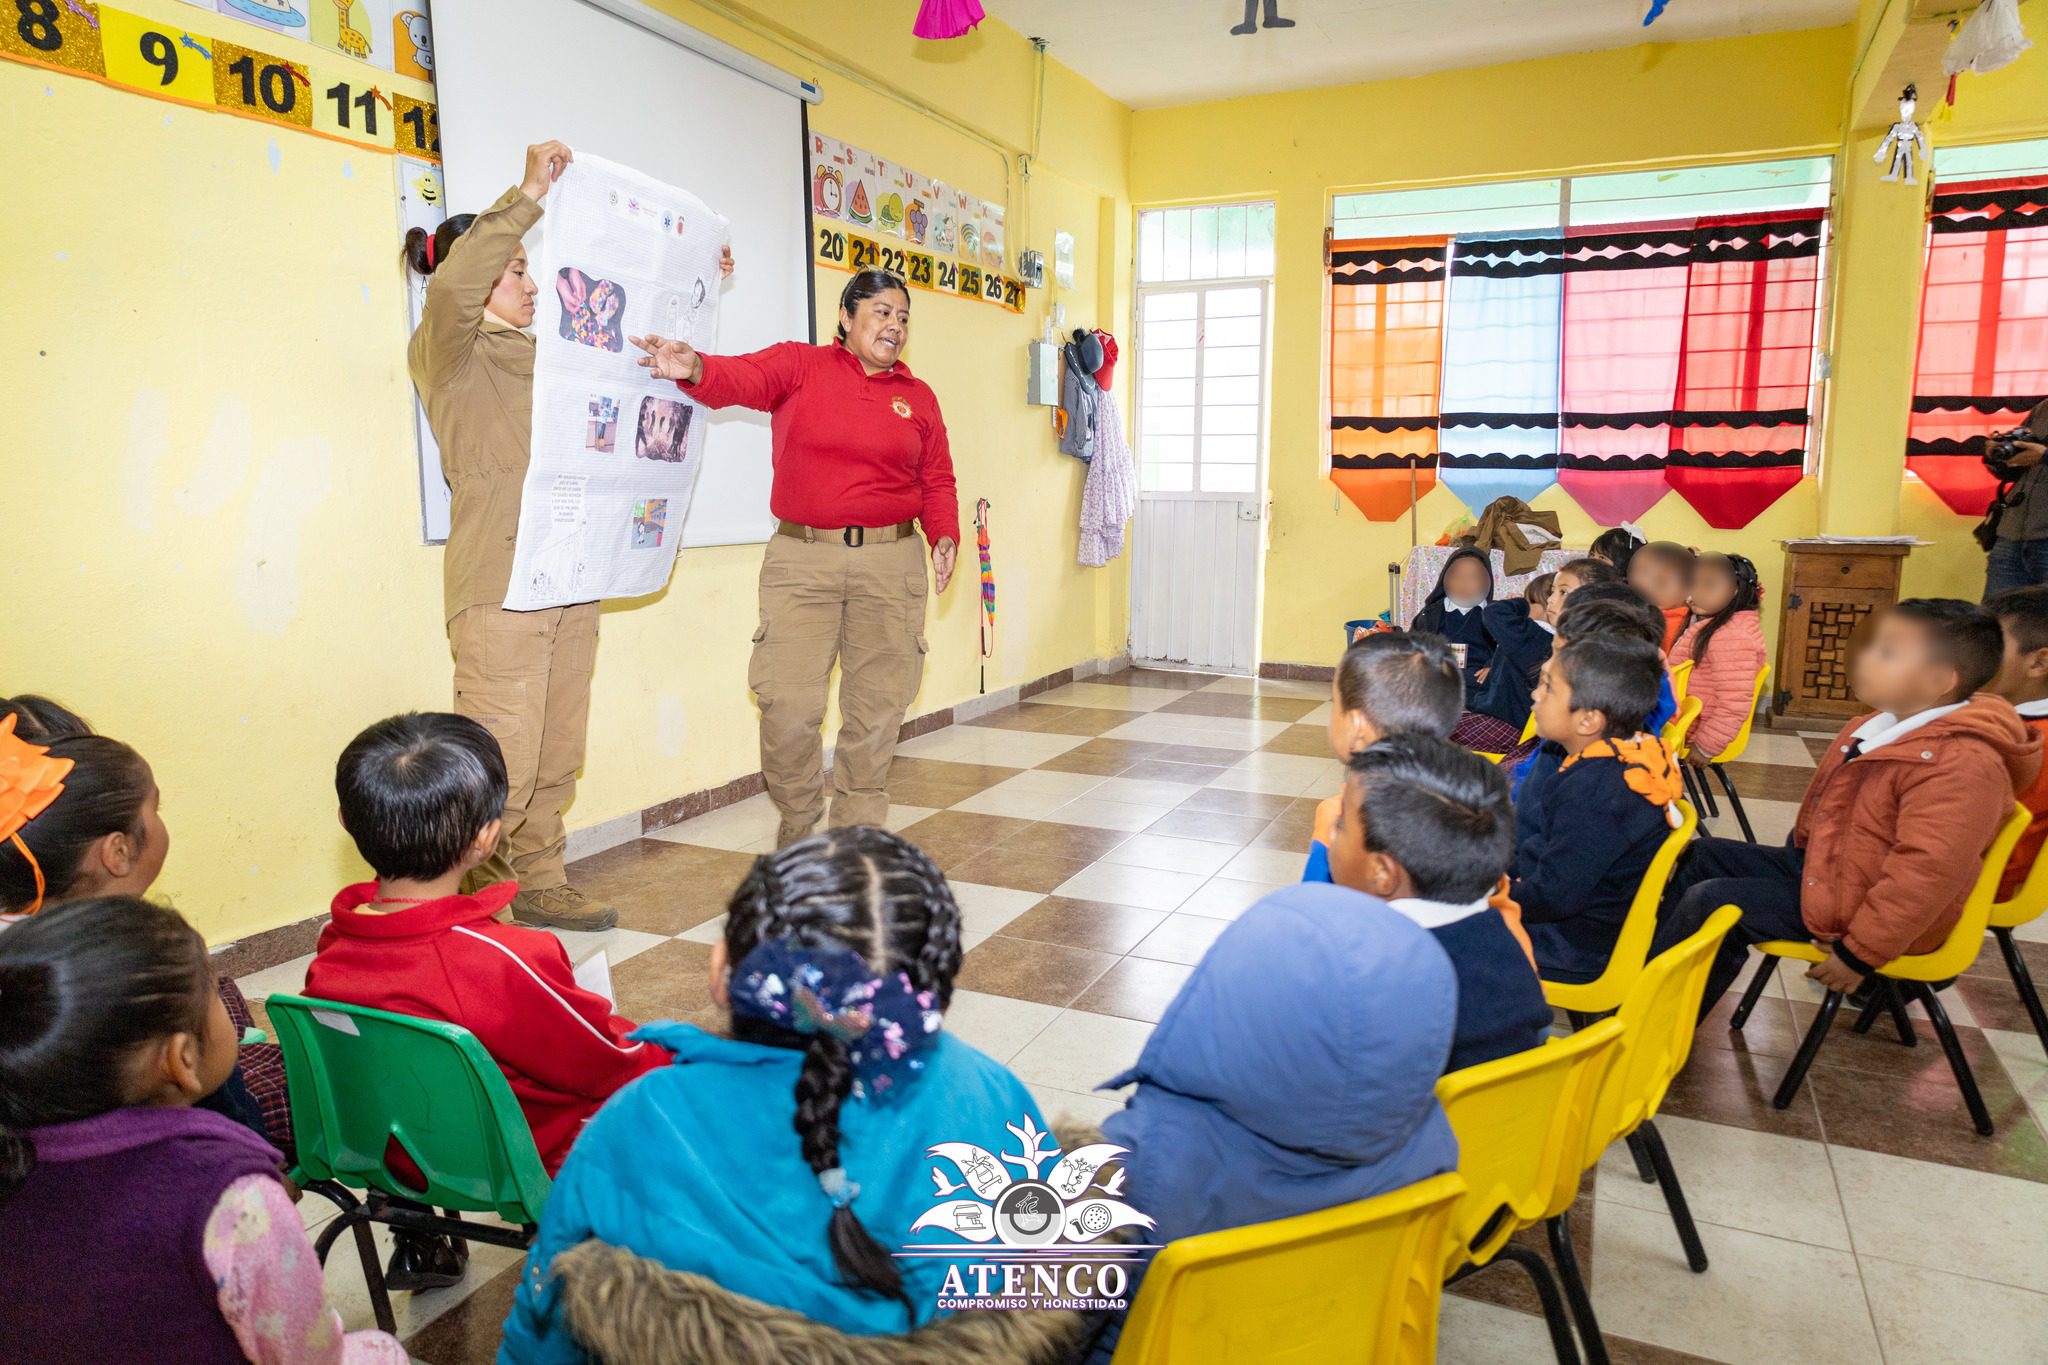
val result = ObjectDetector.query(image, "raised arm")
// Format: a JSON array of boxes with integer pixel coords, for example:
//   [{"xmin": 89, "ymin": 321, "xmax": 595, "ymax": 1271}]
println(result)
[{"xmin": 632, "ymin": 335, "xmax": 809, "ymax": 413}]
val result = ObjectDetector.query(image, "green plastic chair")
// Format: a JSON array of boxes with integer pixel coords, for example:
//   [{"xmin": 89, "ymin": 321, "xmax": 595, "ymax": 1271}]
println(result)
[{"xmin": 268, "ymin": 994, "xmax": 552, "ymax": 1331}]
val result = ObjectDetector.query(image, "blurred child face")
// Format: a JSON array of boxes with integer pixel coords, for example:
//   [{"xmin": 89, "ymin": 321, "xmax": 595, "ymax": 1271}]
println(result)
[
  {"xmin": 1689, "ymin": 558, "xmax": 1737, "ymax": 617},
  {"xmin": 1327, "ymin": 674, "xmax": 1383, "ymax": 758},
  {"xmin": 489, "ymin": 247, "xmax": 539, "ymax": 328},
  {"xmin": 1991, "ymin": 618, "xmax": 2048, "ymax": 701},
  {"xmin": 1628, "ymin": 555, "xmax": 1688, "ymax": 611},
  {"xmin": 1532, "ymin": 657, "xmax": 1600, "ymax": 752},
  {"xmin": 1443, "ymin": 557, "xmax": 1490, "ymax": 606},
  {"xmin": 1850, "ymin": 613, "xmax": 1960, "ymax": 715}
]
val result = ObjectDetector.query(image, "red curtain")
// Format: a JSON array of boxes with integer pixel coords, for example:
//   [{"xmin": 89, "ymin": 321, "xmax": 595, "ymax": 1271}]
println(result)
[
  {"xmin": 1907, "ymin": 177, "xmax": 2048, "ymax": 515},
  {"xmin": 1558, "ymin": 222, "xmax": 1692, "ymax": 524},
  {"xmin": 1666, "ymin": 212, "xmax": 1824, "ymax": 528},
  {"xmin": 1327, "ymin": 236, "xmax": 1447, "ymax": 521}
]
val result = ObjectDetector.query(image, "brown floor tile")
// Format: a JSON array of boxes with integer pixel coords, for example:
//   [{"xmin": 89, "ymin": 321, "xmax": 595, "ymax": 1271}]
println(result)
[
  {"xmin": 1074, "ymin": 956, "xmax": 1195, "ymax": 1023},
  {"xmin": 1251, "ymin": 809, "xmax": 1319, "ymax": 851},
  {"xmin": 1448, "ymin": 1174, "xmax": 1596, "ymax": 1315},
  {"xmin": 1118, "ymin": 758, "xmax": 1229, "ymax": 785},
  {"xmin": 1118, "ymin": 669, "xmax": 1219, "ymax": 692},
  {"xmin": 1710, "ymin": 760, "xmax": 1819, "ymax": 802},
  {"xmin": 896, "ymin": 809, "xmax": 1035, "ymax": 850},
  {"xmin": 1001, "ymin": 822, "xmax": 1136, "ymax": 862},
  {"xmin": 1036, "ymin": 737, "xmax": 1159, "ymax": 776},
  {"xmin": 1691, "ymin": 990, "xmax": 1808, "ymax": 1062},
  {"xmin": 1159, "ymin": 692, "xmax": 1322, "ymax": 722},
  {"xmin": 1805, "ymin": 1059, "xmax": 2048, "ymax": 1182},
  {"xmin": 947, "ymin": 845, "xmax": 1096, "ymax": 894},
  {"xmin": 961, "ymin": 703, "xmax": 1048, "ymax": 731},
  {"xmin": 1002, "ymin": 897, "xmax": 1167, "ymax": 955},
  {"xmin": 1175, "ymin": 786, "xmax": 1298, "ymax": 818},
  {"xmin": 1606, "ymin": 1336, "xmax": 1723, "ymax": 1364},
  {"xmin": 956, "ymin": 935, "xmax": 1118, "ymax": 1007},
  {"xmin": 1789, "ymin": 997, "xmax": 2010, "ymax": 1085},
  {"xmin": 1658, "ymin": 1038, "xmax": 1825, "ymax": 1140},
  {"xmin": 1130, "ymin": 913, "xmax": 1234, "ymax": 966},
  {"xmin": 1961, "ymin": 931, "xmax": 2048, "ymax": 982},
  {"xmin": 1951, "ymin": 969, "xmax": 2048, "ymax": 1038},
  {"xmin": 887, "ymin": 779, "xmax": 991, "ymax": 808},
  {"xmin": 914, "ymin": 838, "xmax": 987, "ymax": 878},
  {"xmin": 611, "ymin": 938, "xmax": 720, "ymax": 1026},
  {"xmin": 1151, "ymin": 742, "xmax": 1255, "ymax": 767},
  {"xmin": 1261, "ymin": 724, "xmax": 1335, "ymax": 757},
  {"xmin": 1026, "ymin": 706, "xmax": 1149, "ymax": 737},
  {"xmin": 402, "ymin": 1262, "xmax": 522, "ymax": 1365},
  {"xmin": 1803, "ymin": 735, "xmax": 1844, "ymax": 764},
  {"xmin": 888, "ymin": 756, "xmax": 1020, "ymax": 792},
  {"xmin": 570, "ymin": 839, "xmax": 756, "ymax": 936},
  {"xmin": 1144, "ymin": 808, "xmax": 1270, "ymax": 845}
]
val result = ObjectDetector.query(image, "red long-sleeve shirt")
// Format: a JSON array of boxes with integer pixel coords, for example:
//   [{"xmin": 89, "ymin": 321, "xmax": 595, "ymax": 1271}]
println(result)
[{"xmin": 682, "ymin": 339, "xmax": 960, "ymax": 547}]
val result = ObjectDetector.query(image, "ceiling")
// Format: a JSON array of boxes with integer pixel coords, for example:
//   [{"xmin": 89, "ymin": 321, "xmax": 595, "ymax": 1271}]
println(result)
[{"xmin": 986, "ymin": 0, "xmax": 1857, "ymax": 109}]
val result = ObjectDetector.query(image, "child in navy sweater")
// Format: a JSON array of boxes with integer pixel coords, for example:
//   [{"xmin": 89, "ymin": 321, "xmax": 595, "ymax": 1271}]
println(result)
[
  {"xmin": 1327, "ymin": 734, "xmax": 1552, "ymax": 1072},
  {"xmin": 1411, "ymin": 547, "xmax": 1497, "ymax": 689},
  {"xmin": 1451, "ymin": 573, "xmax": 1557, "ymax": 751},
  {"xmin": 1513, "ymin": 634, "xmax": 1685, "ymax": 983}
]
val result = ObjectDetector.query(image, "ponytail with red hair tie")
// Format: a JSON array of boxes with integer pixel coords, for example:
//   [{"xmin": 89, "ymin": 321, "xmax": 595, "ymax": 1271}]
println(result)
[{"xmin": 424, "ymin": 232, "xmax": 438, "ymax": 269}]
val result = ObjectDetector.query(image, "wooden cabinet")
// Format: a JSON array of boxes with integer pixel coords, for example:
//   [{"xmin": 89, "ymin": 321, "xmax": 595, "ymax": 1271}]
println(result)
[{"xmin": 1771, "ymin": 540, "xmax": 1914, "ymax": 726}]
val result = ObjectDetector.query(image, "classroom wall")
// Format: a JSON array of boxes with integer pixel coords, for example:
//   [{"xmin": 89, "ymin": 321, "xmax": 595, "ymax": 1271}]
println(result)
[
  {"xmin": 3, "ymin": 0, "xmax": 1131, "ymax": 944},
  {"xmin": 1127, "ymin": 24, "xmax": 2047, "ymax": 669}
]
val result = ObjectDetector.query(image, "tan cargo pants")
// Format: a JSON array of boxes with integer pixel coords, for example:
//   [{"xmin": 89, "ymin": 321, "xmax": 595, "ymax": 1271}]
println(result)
[
  {"xmin": 450, "ymin": 600, "xmax": 599, "ymax": 890},
  {"xmin": 751, "ymin": 532, "xmax": 929, "ymax": 834}
]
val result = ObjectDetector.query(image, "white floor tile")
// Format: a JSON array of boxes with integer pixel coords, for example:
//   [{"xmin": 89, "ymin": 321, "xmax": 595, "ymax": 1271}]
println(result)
[
  {"xmin": 1589, "ymin": 1200, "xmax": 1878, "ymax": 1363},
  {"xmin": 895, "ymin": 727, "xmax": 1088, "ymax": 767},
  {"xmin": 541, "ymin": 925, "xmax": 673, "ymax": 973},
  {"xmin": 2014, "ymin": 912, "xmax": 2048, "ymax": 945},
  {"xmin": 881, "ymin": 803, "xmax": 941, "ymax": 833},
  {"xmin": 647, "ymin": 793, "xmax": 778, "ymax": 850},
  {"xmin": 1172, "ymin": 877, "xmax": 1290, "ymax": 921},
  {"xmin": 1299, "ymin": 702, "xmax": 1332, "ymax": 725},
  {"xmin": 1219, "ymin": 845, "xmax": 1314, "ymax": 884},
  {"xmin": 1101, "ymin": 834, "xmax": 1241, "ymax": 877},
  {"xmin": 1593, "ymin": 1114, "xmax": 1850, "ymax": 1249},
  {"xmin": 677, "ymin": 914, "xmax": 728, "ymax": 945},
  {"xmin": 1830, "ymin": 1145, "xmax": 2048, "ymax": 1292},
  {"xmin": 1437, "ymin": 1296, "xmax": 1558, "ymax": 1365},
  {"xmin": 1030, "ymin": 1084, "xmax": 1127, "ymax": 1130},
  {"xmin": 1730, "ymin": 797, "xmax": 1803, "ymax": 847},
  {"xmin": 982, "ymin": 769, "xmax": 1109, "ymax": 800},
  {"xmin": 1009, "ymin": 1010, "xmax": 1155, "ymax": 1094},
  {"xmin": 324, "ymin": 1217, "xmax": 529, "ymax": 1337},
  {"xmin": 1986, "ymin": 1026, "xmax": 2048, "ymax": 1134},
  {"xmin": 1858, "ymin": 1253, "xmax": 2048, "ymax": 1365},
  {"xmin": 1730, "ymin": 732, "xmax": 1818, "ymax": 768},
  {"xmin": 1051, "ymin": 863, "xmax": 1208, "ymax": 912},
  {"xmin": 1089, "ymin": 776, "xmax": 1213, "ymax": 808},
  {"xmin": 944, "ymin": 988, "xmax": 1061, "ymax": 1065},
  {"xmin": 1209, "ymin": 764, "xmax": 1318, "ymax": 796},
  {"xmin": 238, "ymin": 951, "xmax": 316, "ymax": 1004},
  {"xmin": 952, "ymin": 784, "xmax": 1083, "ymax": 820},
  {"xmin": 949, "ymin": 882, "xmax": 1046, "ymax": 938},
  {"xmin": 1040, "ymin": 797, "xmax": 1176, "ymax": 833}
]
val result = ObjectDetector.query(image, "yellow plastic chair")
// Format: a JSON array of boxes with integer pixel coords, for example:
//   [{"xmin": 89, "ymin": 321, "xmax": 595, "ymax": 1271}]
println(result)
[
  {"xmin": 1478, "ymin": 711, "xmax": 1540, "ymax": 764},
  {"xmin": 1545, "ymin": 907, "xmax": 1743, "ymax": 1365},
  {"xmin": 1988, "ymin": 818, "xmax": 2048, "ymax": 1059},
  {"xmin": 1541, "ymin": 800, "xmax": 1699, "ymax": 1018},
  {"xmin": 1668, "ymin": 659, "xmax": 1694, "ymax": 706},
  {"xmin": 1660, "ymin": 694, "xmax": 1701, "ymax": 756},
  {"xmin": 1728, "ymin": 803, "xmax": 2031, "ymax": 1135},
  {"xmin": 1697, "ymin": 665, "xmax": 1773, "ymax": 843},
  {"xmin": 1110, "ymin": 1171, "xmax": 1466, "ymax": 1365},
  {"xmin": 1437, "ymin": 1019, "xmax": 1624, "ymax": 1365}
]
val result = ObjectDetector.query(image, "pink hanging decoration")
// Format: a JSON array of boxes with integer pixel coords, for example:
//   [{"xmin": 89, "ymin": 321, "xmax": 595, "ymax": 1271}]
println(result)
[{"xmin": 914, "ymin": 0, "xmax": 985, "ymax": 40}]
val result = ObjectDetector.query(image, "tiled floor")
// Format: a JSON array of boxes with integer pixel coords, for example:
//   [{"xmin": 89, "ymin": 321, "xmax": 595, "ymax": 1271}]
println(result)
[{"xmin": 236, "ymin": 668, "xmax": 2048, "ymax": 1364}]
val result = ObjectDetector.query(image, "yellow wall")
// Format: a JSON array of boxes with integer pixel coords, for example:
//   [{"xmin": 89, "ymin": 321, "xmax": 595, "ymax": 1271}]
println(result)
[
  {"xmin": 1128, "ymin": 24, "xmax": 2048, "ymax": 667},
  {"xmin": 4, "ymin": 0, "xmax": 1130, "ymax": 944}
]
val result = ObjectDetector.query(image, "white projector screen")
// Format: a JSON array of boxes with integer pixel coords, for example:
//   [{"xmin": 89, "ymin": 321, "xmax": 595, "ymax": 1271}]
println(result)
[{"xmin": 431, "ymin": 0, "xmax": 817, "ymax": 547}]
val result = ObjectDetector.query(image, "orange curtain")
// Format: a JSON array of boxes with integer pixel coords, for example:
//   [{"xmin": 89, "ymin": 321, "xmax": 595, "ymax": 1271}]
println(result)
[{"xmin": 1328, "ymin": 236, "xmax": 1448, "ymax": 520}]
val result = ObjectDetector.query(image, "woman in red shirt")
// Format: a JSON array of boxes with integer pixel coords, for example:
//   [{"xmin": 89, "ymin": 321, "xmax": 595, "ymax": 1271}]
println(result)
[{"xmin": 631, "ymin": 271, "xmax": 959, "ymax": 845}]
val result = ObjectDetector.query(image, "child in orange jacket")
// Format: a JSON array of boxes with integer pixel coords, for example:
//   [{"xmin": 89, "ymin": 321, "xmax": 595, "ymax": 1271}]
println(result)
[{"xmin": 1988, "ymin": 586, "xmax": 2048, "ymax": 899}]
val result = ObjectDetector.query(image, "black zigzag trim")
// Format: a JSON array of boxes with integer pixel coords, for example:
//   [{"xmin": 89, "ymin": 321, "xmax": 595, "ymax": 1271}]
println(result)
[
  {"xmin": 1910, "ymin": 394, "xmax": 2047, "ymax": 415},
  {"xmin": 1330, "ymin": 415, "xmax": 1440, "ymax": 433},
  {"xmin": 1331, "ymin": 453, "xmax": 1442, "ymax": 470},
  {"xmin": 1438, "ymin": 411, "xmax": 1560, "ymax": 430},
  {"xmin": 1666, "ymin": 449, "xmax": 1805, "ymax": 468}
]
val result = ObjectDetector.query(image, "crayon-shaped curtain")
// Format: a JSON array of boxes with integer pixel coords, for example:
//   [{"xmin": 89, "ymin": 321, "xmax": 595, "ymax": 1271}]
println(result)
[
  {"xmin": 1906, "ymin": 177, "xmax": 2048, "ymax": 516},
  {"xmin": 1438, "ymin": 230, "xmax": 1563, "ymax": 514},
  {"xmin": 1666, "ymin": 212, "xmax": 1824, "ymax": 528},
  {"xmin": 1558, "ymin": 221, "xmax": 1695, "ymax": 525},
  {"xmin": 1327, "ymin": 236, "xmax": 1448, "ymax": 521}
]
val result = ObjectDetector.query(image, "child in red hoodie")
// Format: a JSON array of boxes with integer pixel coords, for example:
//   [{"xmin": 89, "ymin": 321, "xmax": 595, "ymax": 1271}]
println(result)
[
  {"xmin": 306, "ymin": 713, "xmax": 668, "ymax": 1286},
  {"xmin": 1653, "ymin": 600, "xmax": 2042, "ymax": 1020},
  {"xmin": 1988, "ymin": 586, "xmax": 2048, "ymax": 899}
]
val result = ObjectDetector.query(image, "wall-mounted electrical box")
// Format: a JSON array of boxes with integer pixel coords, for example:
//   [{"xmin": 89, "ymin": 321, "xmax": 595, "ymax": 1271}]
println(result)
[{"xmin": 1026, "ymin": 340, "xmax": 1060, "ymax": 406}]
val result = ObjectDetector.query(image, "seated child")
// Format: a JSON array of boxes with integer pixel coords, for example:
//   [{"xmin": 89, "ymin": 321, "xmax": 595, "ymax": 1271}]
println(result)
[
  {"xmin": 1513, "ymin": 635, "xmax": 1686, "ymax": 984},
  {"xmin": 0, "ymin": 696, "xmax": 293, "ymax": 1162},
  {"xmin": 1653, "ymin": 599, "xmax": 2041, "ymax": 1018},
  {"xmin": 1411, "ymin": 546, "xmax": 1498, "ymax": 688},
  {"xmin": 1627, "ymin": 540, "xmax": 1698, "ymax": 653},
  {"xmin": 503, "ymin": 828, "xmax": 1059, "ymax": 1359},
  {"xmin": 1668, "ymin": 553, "xmax": 1767, "ymax": 761},
  {"xmin": 307, "ymin": 713, "xmax": 667, "ymax": 1288},
  {"xmin": 1551, "ymin": 556, "xmax": 1618, "ymax": 614},
  {"xmin": 1590, "ymin": 525, "xmax": 1647, "ymax": 576},
  {"xmin": 1989, "ymin": 586, "xmax": 2048, "ymax": 897},
  {"xmin": 1306, "ymin": 630, "xmax": 1465, "ymax": 882},
  {"xmin": 1088, "ymin": 883, "xmax": 1458, "ymax": 1362},
  {"xmin": 0, "ymin": 897, "xmax": 404, "ymax": 1364},
  {"xmin": 1327, "ymin": 735, "xmax": 1552, "ymax": 1072},
  {"xmin": 1498, "ymin": 584, "xmax": 1677, "ymax": 788},
  {"xmin": 1451, "ymin": 573, "xmax": 1557, "ymax": 752}
]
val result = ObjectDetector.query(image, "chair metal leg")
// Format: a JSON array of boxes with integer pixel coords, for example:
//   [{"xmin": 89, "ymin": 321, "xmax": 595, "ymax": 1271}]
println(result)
[
  {"xmin": 1885, "ymin": 986, "xmax": 1919, "ymax": 1047},
  {"xmin": 1850, "ymin": 985, "xmax": 1886, "ymax": 1035},
  {"xmin": 1729, "ymin": 955, "xmax": 1779, "ymax": 1031},
  {"xmin": 1494, "ymin": 1243, "xmax": 1584, "ymax": 1365},
  {"xmin": 1623, "ymin": 1130, "xmax": 1657, "ymax": 1184},
  {"xmin": 1773, "ymin": 988, "xmax": 1844, "ymax": 1109},
  {"xmin": 1638, "ymin": 1120, "xmax": 1709, "ymax": 1273},
  {"xmin": 1994, "ymin": 927, "xmax": 2048, "ymax": 1060},
  {"xmin": 1906, "ymin": 981, "xmax": 1994, "ymax": 1137},
  {"xmin": 1711, "ymin": 765, "xmax": 1756, "ymax": 843},
  {"xmin": 350, "ymin": 1214, "xmax": 397, "ymax": 1335},
  {"xmin": 1680, "ymin": 765, "xmax": 1710, "ymax": 822},
  {"xmin": 1695, "ymin": 764, "xmax": 1722, "ymax": 819},
  {"xmin": 1547, "ymin": 1211, "xmax": 1609, "ymax": 1365},
  {"xmin": 312, "ymin": 1203, "xmax": 362, "ymax": 1265},
  {"xmin": 1849, "ymin": 979, "xmax": 1914, "ymax": 1045}
]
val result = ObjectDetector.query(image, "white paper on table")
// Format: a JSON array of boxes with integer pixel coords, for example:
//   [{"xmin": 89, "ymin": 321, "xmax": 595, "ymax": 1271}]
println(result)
[
  {"xmin": 504, "ymin": 153, "xmax": 730, "ymax": 611},
  {"xmin": 573, "ymin": 949, "xmax": 613, "ymax": 1004}
]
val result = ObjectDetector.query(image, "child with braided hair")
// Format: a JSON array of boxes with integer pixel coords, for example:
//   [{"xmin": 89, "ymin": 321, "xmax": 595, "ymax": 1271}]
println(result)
[{"xmin": 502, "ymin": 828, "xmax": 1074, "ymax": 1363}]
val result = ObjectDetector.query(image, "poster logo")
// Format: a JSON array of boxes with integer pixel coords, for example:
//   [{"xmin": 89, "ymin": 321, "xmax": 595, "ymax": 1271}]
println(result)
[{"xmin": 903, "ymin": 1114, "xmax": 1154, "ymax": 1311}]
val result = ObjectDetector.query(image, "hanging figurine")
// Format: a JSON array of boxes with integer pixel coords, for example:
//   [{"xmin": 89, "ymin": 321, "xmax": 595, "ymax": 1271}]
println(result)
[
  {"xmin": 1874, "ymin": 85, "xmax": 1929, "ymax": 183},
  {"xmin": 1231, "ymin": 0, "xmax": 1294, "ymax": 36}
]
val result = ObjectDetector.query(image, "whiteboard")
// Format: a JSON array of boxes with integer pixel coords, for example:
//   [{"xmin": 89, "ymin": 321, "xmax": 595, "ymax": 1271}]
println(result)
[{"xmin": 430, "ymin": 0, "xmax": 816, "ymax": 547}]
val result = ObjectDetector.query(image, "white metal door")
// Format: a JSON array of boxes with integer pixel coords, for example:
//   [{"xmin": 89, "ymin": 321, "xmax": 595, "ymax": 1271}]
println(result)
[{"xmin": 1128, "ymin": 281, "xmax": 1270, "ymax": 673}]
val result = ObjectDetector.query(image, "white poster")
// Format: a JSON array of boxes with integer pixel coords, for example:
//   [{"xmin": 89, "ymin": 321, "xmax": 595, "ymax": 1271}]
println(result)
[
  {"xmin": 504, "ymin": 153, "xmax": 729, "ymax": 611},
  {"xmin": 395, "ymin": 155, "xmax": 451, "ymax": 543}
]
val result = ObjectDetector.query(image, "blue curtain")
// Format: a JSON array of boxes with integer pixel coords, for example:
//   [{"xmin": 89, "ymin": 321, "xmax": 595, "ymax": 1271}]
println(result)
[{"xmin": 1438, "ymin": 229, "xmax": 1563, "ymax": 513}]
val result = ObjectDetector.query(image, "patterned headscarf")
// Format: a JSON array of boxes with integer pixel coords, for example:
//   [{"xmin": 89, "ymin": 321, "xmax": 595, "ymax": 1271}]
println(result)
[{"xmin": 729, "ymin": 938, "xmax": 943, "ymax": 1099}]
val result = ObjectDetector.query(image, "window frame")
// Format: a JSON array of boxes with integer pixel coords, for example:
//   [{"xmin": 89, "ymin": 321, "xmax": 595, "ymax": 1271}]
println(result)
[{"xmin": 1133, "ymin": 276, "xmax": 1274, "ymax": 501}]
